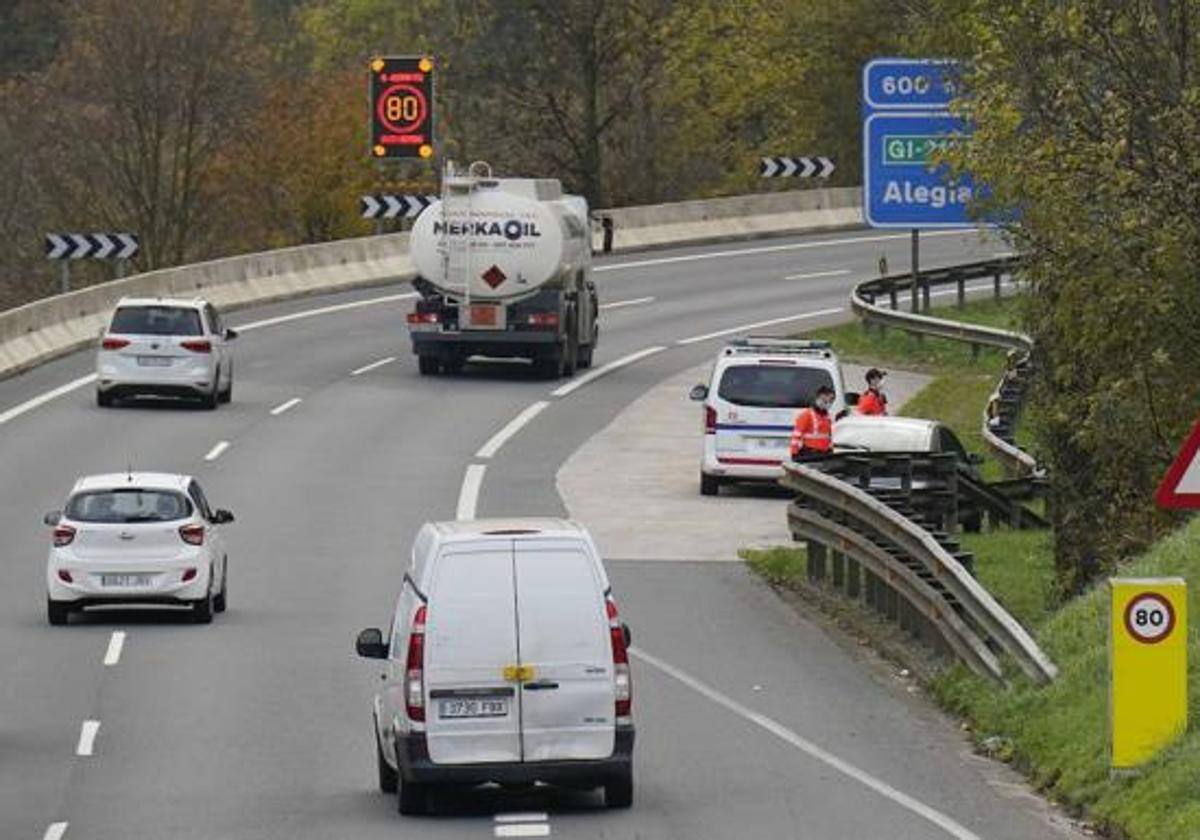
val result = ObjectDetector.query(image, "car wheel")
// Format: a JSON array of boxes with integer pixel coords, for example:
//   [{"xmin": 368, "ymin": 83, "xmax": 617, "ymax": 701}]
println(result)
[
  {"xmin": 200, "ymin": 384, "xmax": 219, "ymax": 411},
  {"xmin": 376, "ymin": 729, "xmax": 398, "ymax": 794},
  {"xmin": 604, "ymin": 770, "xmax": 633, "ymax": 808},
  {"xmin": 96, "ymin": 389, "xmax": 114, "ymax": 408},
  {"xmin": 397, "ymin": 775, "xmax": 429, "ymax": 815},
  {"xmin": 192, "ymin": 579, "xmax": 214, "ymax": 624},
  {"xmin": 47, "ymin": 598, "xmax": 70, "ymax": 626},
  {"xmin": 417, "ymin": 356, "xmax": 440, "ymax": 376},
  {"xmin": 218, "ymin": 371, "xmax": 233, "ymax": 404},
  {"xmin": 700, "ymin": 473, "xmax": 720, "ymax": 496},
  {"xmin": 213, "ymin": 563, "xmax": 227, "ymax": 613}
]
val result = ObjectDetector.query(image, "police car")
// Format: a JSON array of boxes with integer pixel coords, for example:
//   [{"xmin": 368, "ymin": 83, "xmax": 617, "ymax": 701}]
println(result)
[{"xmin": 689, "ymin": 337, "xmax": 852, "ymax": 495}]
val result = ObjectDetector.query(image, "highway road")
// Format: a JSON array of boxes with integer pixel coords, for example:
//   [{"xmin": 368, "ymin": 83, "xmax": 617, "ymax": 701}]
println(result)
[{"xmin": 0, "ymin": 228, "xmax": 1077, "ymax": 839}]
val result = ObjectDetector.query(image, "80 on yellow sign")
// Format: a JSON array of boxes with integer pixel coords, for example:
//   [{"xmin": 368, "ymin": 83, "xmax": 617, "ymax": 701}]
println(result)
[{"xmin": 369, "ymin": 56, "xmax": 434, "ymax": 160}]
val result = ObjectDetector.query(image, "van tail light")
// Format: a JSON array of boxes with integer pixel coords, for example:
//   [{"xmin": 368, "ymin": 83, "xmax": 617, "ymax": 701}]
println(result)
[
  {"xmin": 57, "ymin": 569, "xmax": 74, "ymax": 583},
  {"xmin": 101, "ymin": 337, "xmax": 130, "ymax": 351},
  {"xmin": 179, "ymin": 524, "xmax": 205, "ymax": 546},
  {"xmin": 704, "ymin": 405, "xmax": 717, "ymax": 435},
  {"xmin": 406, "ymin": 605, "xmax": 428, "ymax": 722},
  {"xmin": 406, "ymin": 311, "xmax": 439, "ymax": 325},
  {"xmin": 181, "ymin": 567, "xmax": 197, "ymax": 582},
  {"xmin": 527, "ymin": 312, "xmax": 559, "ymax": 329},
  {"xmin": 53, "ymin": 525, "xmax": 77, "ymax": 547},
  {"xmin": 607, "ymin": 598, "xmax": 632, "ymax": 719},
  {"xmin": 180, "ymin": 340, "xmax": 211, "ymax": 353}
]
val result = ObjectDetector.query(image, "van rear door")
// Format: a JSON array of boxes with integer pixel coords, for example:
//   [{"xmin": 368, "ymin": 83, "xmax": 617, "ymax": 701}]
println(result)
[
  {"xmin": 714, "ymin": 362, "xmax": 834, "ymax": 465},
  {"xmin": 423, "ymin": 545, "xmax": 521, "ymax": 765},
  {"xmin": 514, "ymin": 538, "xmax": 615, "ymax": 762}
]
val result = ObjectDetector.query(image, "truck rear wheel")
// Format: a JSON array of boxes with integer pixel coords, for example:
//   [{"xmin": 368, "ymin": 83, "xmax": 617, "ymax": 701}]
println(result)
[
  {"xmin": 563, "ymin": 319, "xmax": 579, "ymax": 377},
  {"xmin": 535, "ymin": 349, "xmax": 564, "ymax": 379},
  {"xmin": 417, "ymin": 356, "xmax": 440, "ymax": 376}
]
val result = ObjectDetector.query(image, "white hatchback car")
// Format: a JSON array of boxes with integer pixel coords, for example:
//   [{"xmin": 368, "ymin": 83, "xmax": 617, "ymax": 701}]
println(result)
[
  {"xmin": 690, "ymin": 337, "xmax": 852, "ymax": 495},
  {"xmin": 45, "ymin": 472, "xmax": 234, "ymax": 625},
  {"xmin": 356, "ymin": 518, "xmax": 634, "ymax": 815},
  {"xmin": 96, "ymin": 297, "xmax": 237, "ymax": 409}
]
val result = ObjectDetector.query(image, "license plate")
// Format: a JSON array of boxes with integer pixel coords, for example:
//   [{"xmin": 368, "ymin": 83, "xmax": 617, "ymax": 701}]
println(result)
[
  {"xmin": 100, "ymin": 573, "xmax": 153, "ymax": 587},
  {"xmin": 469, "ymin": 305, "xmax": 498, "ymax": 327},
  {"xmin": 137, "ymin": 356, "xmax": 172, "ymax": 367},
  {"xmin": 438, "ymin": 698, "xmax": 509, "ymax": 719}
]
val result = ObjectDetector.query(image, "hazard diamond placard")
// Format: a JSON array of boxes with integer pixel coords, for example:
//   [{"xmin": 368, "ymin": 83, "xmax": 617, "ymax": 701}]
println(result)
[{"xmin": 1155, "ymin": 417, "xmax": 1200, "ymax": 509}]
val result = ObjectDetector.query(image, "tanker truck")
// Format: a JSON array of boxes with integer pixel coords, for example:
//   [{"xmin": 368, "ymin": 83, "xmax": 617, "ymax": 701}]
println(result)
[{"xmin": 405, "ymin": 162, "xmax": 598, "ymax": 377}]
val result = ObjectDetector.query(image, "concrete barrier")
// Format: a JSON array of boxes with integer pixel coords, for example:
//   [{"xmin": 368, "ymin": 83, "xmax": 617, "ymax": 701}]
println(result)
[{"xmin": 0, "ymin": 187, "xmax": 864, "ymax": 381}]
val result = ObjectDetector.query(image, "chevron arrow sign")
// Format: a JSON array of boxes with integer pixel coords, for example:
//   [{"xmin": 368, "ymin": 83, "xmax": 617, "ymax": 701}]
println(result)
[
  {"xmin": 360, "ymin": 194, "xmax": 437, "ymax": 219},
  {"xmin": 45, "ymin": 232, "xmax": 139, "ymax": 260},
  {"xmin": 759, "ymin": 156, "xmax": 836, "ymax": 178}
]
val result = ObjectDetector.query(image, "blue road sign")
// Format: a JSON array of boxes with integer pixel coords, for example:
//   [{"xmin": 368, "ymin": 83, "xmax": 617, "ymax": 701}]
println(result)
[
  {"xmin": 862, "ymin": 111, "xmax": 978, "ymax": 228},
  {"xmin": 862, "ymin": 58, "xmax": 960, "ymax": 111}
]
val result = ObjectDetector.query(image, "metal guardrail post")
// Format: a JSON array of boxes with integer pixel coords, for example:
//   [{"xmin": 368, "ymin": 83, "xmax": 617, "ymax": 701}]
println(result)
[
  {"xmin": 832, "ymin": 550, "xmax": 845, "ymax": 589},
  {"xmin": 956, "ymin": 272, "xmax": 966, "ymax": 308},
  {"xmin": 808, "ymin": 541, "xmax": 827, "ymax": 583},
  {"xmin": 993, "ymin": 270, "xmax": 1002, "ymax": 300},
  {"xmin": 846, "ymin": 557, "xmax": 860, "ymax": 598}
]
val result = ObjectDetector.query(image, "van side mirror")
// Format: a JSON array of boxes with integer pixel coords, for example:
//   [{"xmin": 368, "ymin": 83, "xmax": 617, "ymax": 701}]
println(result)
[
  {"xmin": 621, "ymin": 623, "xmax": 632, "ymax": 648},
  {"xmin": 689, "ymin": 384, "xmax": 708, "ymax": 401},
  {"xmin": 356, "ymin": 628, "xmax": 388, "ymax": 659},
  {"xmin": 845, "ymin": 391, "xmax": 860, "ymax": 406},
  {"xmin": 966, "ymin": 453, "xmax": 985, "ymax": 466},
  {"xmin": 44, "ymin": 510, "xmax": 62, "ymax": 527},
  {"xmin": 212, "ymin": 509, "xmax": 235, "ymax": 524},
  {"xmin": 224, "ymin": 328, "xmax": 239, "ymax": 341}
]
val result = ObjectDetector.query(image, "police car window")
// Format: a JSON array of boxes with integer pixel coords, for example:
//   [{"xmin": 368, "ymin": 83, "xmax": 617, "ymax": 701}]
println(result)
[
  {"xmin": 110, "ymin": 306, "xmax": 203, "ymax": 336},
  {"xmin": 717, "ymin": 365, "xmax": 834, "ymax": 408}
]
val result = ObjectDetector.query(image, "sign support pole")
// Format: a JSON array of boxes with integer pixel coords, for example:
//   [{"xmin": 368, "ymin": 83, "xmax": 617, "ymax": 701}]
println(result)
[{"xmin": 60, "ymin": 262, "xmax": 70, "ymax": 295}]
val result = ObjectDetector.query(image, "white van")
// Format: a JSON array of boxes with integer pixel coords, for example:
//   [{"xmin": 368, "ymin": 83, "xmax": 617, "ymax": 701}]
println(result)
[
  {"xmin": 356, "ymin": 518, "xmax": 634, "ymax": 815},
  {"xmin": 690, "ymin": 337, "xmax": 851, "ymax": 495}
]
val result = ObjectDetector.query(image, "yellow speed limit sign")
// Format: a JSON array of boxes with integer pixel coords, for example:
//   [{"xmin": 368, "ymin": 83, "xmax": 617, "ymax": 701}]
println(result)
[{"xmin": 1109, "ymin": 577, "xmax": 1188, "ymax": 771}]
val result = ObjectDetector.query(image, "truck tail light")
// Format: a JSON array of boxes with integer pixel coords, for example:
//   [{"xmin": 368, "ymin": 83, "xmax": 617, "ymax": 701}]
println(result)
[
  {"xmin": 180, "ymin": 340, "xmax": 211, "ymax": 353},
  {"xmin": 406, "ymin": 605, "xmax": 427, "ymax": 722},
  {"xmin": 101, "ymin": 337, "xmax": 130, "ymax": 350},
  {"xmin": 406, "ymin": 312, "xmax": 439, "ymax": 325},
  {"xmin": 704, "ymin": 405, "xmax": 717, "ymax": 434},
  {"xmin": 607, "ymin": 598, "xmax": 632, "ymax": 719},
  {"xmin": 527, "ymin": 312, "xmax": 559, "ymax": 329},
  {"xmin": 53, "ymin": 525, "xmax": 77, "ymax": 547},
  {"xmin": 179, "ymin": 524, "xmax": 205, "ymax": 545}
]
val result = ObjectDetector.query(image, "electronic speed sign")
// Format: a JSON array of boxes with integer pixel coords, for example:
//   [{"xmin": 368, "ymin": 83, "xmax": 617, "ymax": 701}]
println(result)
[{"xmin": 369, "ymin": 56, "xmax": 434, "ymax": 160}]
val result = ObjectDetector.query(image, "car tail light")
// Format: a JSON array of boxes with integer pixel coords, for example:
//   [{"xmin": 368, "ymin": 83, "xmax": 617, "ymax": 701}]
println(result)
[
  {"xmin": 53, "ymin": 525, "xmax": 76, "ymax": 547},
  {"xmin": 180, "ymin": 340, "xmax": 211, "ymax": 353},
  {"xmin": 607, "ymin": 598, "xmax": 632, "ymax": 719},
  {"xmin": 527, "ymin": 312, "xmax": 559, "ymax": 329},
  {"xmin": 406, "ymin": 605, "xmax": 428, "ymax": 722},
  {"xmin": 179, "ymin": 524, "xmax": 205, "ymax": 545},
  {"xmin": 57, "ymin": 569, "xmax": 73, "ymax": 583},
  {"xmin": 101, "ymin": 337, "xmax": 130, "ymax": 350},
  {"xmin": 704, "ymin": 405, "xmax": 717, "ymax": 435},
  {"xmin": 406, "ymin": 311, "xmax": 439, "ymax": 325},
  {"xmin": 181, "ymin": 567, "xmax": 197, "ymax": 582}
]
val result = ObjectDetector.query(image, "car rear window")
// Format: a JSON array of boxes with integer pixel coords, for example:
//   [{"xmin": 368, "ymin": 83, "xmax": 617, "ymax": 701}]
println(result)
[
  {"xmin": 717, "ymin": 364, "xmax": 835, "ymax": 408},
  {"xmin": 66, "ymin": 489, "xmax": 192, "ymax": 523},
  {"xmin": 110, "ymin": 306, "xmax": 203, "ymax": 336}
]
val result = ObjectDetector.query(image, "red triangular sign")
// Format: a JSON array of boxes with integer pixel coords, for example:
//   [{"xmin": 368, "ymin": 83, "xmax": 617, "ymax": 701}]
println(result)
[{"xmin": 1155, "ymin": 417, "xmax": 1200, "ymax": 509}]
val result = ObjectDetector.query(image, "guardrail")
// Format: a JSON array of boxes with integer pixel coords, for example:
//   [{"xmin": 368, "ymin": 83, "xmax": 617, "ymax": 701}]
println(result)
[
  {"xmin": 850, "ymin": 257, "xmax": 1038, "ymax": 476},
  {"xmin": 783, "ymin": 460, "xmax": 1058, "ymax": 685}
]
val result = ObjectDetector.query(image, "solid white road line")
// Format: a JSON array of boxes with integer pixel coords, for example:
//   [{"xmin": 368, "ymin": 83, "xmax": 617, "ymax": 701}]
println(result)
[
  {"xmin": 600, "ymin": 296, "xmax": 655, "ymax": 310},
  {"xmin": 783, "ymin": 269, "xmax": 852, "ymax": 281},
  {"xmin": 594, "ymin": 229, "xmax": 966, "ymax": 273},
  {"xmin": 676, "ymin": 307, "xmax": 844, "ymax": 345},
  {"xmin": 495, "ymin": 813, "xmax": 549, "ymax": 824},
  {"xmin": 235, "ymin": 292, "xmax": 417, "ymax": 332},
  {"xmin": 350, "ymin": 355, "xmax": 397, "ymax": 376},
  {"xmin": 456, "ymin": 464, "xmax": 486, "ymax": 521},
  {"xmin": 103, "ymin": 631, "xmax": 126, "ymax": 666},
  {"xmin": 551, "ymin": 346, "xmax": 666, "ymax": 398},
  {"xmin": 475, "ymin": 402, "xmax": 550, "ymax": 459},
  {"xmin": 0, "ymin": 373, "xmax": 96, "ymax": 427},
  {"xmin": 495, "ymin": 825, "xmax": 551, "ymax": 838},
  {"xmin": 43, "ymin": 823, "xmax": 69, "ymax": 840},
  {"xmin": 76, "ymin": 720, "xmax": 100, "ymax": 757},
  {"xmin": 204, "ymin": 441, "xmax": 230, "ymax": 462},
  {"xmin": 269, "ymin": 397, "xmax": 302, "ymax": 416},
  {"xmin": 631, "ymin": 647, "xmax": 982, "ymax": 840}
]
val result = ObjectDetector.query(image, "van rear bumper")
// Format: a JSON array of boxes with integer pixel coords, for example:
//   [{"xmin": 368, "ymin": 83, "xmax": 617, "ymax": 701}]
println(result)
[{"xmin": 396, "ymin": 725, "xmax": 634, "ymax": 786}]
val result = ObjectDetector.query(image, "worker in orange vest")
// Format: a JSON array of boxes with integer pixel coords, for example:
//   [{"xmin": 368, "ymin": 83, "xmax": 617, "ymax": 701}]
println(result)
[
  {"xmin": 790, "ymin": 385, "xmax": 835, "ymax": 459},
  {"xmin": 856, "ymin": 368, "xmax": 888, "ymax": 416}
]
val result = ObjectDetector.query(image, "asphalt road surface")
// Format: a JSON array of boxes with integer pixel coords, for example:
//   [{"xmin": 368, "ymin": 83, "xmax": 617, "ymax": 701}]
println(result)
[{"xmin": 0, "ymin": 228, "xmax": 1079, "ymax": 839}]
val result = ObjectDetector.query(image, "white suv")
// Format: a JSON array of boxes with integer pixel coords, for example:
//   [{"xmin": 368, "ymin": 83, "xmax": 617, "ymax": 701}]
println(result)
[
  {"xmin": 96, "ymin": 297, "xmax": 237, "ymax": 409},
  {"xmin": 45, "ymin": 472, "xmax": 234, "ymax": 625},
  {"xmin": 689, "ymin": 337, "xmax": 851, "ymax": 495},
  {"xmin": 355, "ymin": 518, "xmax": 634, "ymax": 815}
]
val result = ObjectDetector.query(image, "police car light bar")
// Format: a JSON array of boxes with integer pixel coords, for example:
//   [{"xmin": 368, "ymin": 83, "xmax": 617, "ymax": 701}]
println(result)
[{"xmin": 723, "ymin": 336, "xmax": 833, "ymax": 356}]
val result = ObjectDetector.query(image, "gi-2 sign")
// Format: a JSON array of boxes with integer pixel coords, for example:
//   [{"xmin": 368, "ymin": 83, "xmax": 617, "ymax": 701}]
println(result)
[
  {"xmin": 369, "ymin": 56, "xmax": 435, "ymax": 160},
  {"xmin": 1110, "ymin": 578, "xmax": 1188, "ymax": 772}
]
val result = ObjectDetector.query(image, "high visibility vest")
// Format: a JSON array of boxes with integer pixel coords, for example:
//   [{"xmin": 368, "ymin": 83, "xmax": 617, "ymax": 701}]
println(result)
[
  {"xmin": 790, "ymin": 407, "xmax": 832, "ymax": 456},
  {"xmin": 857, "ymin": 389, "xmax": 888, "ymax": 416}
]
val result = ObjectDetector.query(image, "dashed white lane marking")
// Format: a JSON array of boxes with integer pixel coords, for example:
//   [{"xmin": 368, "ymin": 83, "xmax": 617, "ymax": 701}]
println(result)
[
  {"xmin": 495, "ymin": 813, "xmax": 548, "ymax": 824},
  {"xmin": 551, "ymin": 346, "xmax": 666, "ymax": 398},
  {"xmin": 631, "ymin": 647, "xmax": 983, "ymax": 840},
  {"xmin": 456, "ymin": 464, "xmax": 486, "ymax": 521},
  {"xmin": 783, "ymin": 269, "xmax": 852, "ymax": 281},
  {"xmin": 76, "ymin": 720, "xmax": 100, "ymax": 757},
  {"xmin": 495, "ymin": 825, "xmax": 551, "ymax": 838},
  {"xmin": 600, "ymin": 296, "xmax": 655, "ymax": 310},
  {"xmin": 270, "ymin": 397, "xmax": 302, "ymax": 416},
  {"xmin": 0, "ymin": 374, "xmax": 97, "ymax": 426},
  {"xmin": 103, "ymin": 631, "xmax": 126, "ymax": 666},
  {"xmin": 43, "ymin": 822, "xmax": 69, "ymax": 840},
  {"xmin": 593, "ymin": 229, "xmax": 966, "ymax": 273},
  {"xmin": 675, "ymin": 307, "xmax": 844, "ymax": 345},
  {"xmin": 234, "ymin": 292, "xmax": 418, "ymax": 332},
  {"xmin": 204, "ymin": 441, "xmax": 230, "ymax": 462},
  {"xmin": 476, "ymin": 402, "xmax": 550, "ymax": 459},
  {"xmin": 350, "ymin": 356, "xmax": 397, "ymax": 376}
]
